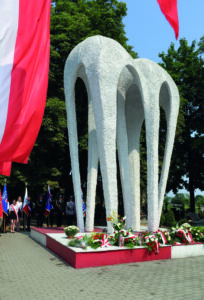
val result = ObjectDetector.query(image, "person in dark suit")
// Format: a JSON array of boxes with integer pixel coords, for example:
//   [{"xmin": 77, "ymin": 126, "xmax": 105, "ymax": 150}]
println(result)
[
  {"xmin": 36, "ymin": 195, "xmax": 44, "ymax": 228},
  {"xmin": 55, "ymin": 196, "xmax": 64, "ymax": 227},
  {"xmin": 49, "ymin": 195, "xmax": 55, "ymax": 227},
  {"xmin": 66, "ymin": 196, "xmax": 76, "ymax": 225}
]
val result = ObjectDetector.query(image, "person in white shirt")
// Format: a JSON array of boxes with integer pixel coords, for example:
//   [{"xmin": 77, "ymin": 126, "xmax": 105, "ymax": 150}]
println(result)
[
  {"xmin": 16, "ymin": 196, "xmax": 23, "ymax": 232},
  {"xmin": 9, "ymin": 200, "xmax": 18, "ymax": 233}
]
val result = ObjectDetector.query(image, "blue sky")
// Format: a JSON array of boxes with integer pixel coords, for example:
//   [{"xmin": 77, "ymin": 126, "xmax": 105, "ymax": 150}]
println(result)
[
  {"xmin": 123, "ymin": 0, "xmax": 204, "ymax": 62},
  {"xmin": 123, "ymin": 0, "xmax": 204, "ymax": 196}
]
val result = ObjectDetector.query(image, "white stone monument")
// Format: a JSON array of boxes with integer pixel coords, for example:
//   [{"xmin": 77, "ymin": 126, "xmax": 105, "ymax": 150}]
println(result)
[{"xmin": 64, "ymin": 35, "xmax": 179, "ymax": 233}]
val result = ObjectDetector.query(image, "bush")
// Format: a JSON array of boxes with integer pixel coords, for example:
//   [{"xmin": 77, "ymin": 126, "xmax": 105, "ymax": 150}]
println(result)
[
  {"xmin": 159, "ymin": 212, "xmax": 166, "ymax": 227},
  {"xmin": 178, "ymin": 219, "xmax": 189, "ymax": 226},
  {"xmin": 164, "ymin": 210, "xmax": 176, "ymax": 228}
]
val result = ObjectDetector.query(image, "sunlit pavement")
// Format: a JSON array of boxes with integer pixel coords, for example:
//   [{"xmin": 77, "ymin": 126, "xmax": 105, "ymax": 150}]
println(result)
[{"xmin": 0, "ymin": 231, "xmax": 204, "ymax": 300}]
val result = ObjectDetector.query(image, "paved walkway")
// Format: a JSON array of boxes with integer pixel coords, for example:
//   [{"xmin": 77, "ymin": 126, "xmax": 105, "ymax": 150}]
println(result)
[{"xmin": 0, "ymin": 231, "xmax": 204, "ymax": 300}]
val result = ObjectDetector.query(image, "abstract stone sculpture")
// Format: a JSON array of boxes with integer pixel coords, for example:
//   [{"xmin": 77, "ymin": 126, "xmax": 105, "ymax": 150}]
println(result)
[{"xmin": 64, "ymin": 35, "xmax": 179, "ymax": 233}]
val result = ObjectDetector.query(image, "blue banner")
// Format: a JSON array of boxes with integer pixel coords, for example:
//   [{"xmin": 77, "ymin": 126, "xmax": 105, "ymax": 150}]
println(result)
[{"xmin": 2, "ymin": 184, "xmax": 9, "ymax": 215}]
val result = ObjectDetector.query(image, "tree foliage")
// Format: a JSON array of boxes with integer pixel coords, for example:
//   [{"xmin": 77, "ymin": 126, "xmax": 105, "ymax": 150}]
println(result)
[{"xmin": 159, "ymin": 38, "xmax": 204, "ymax": 212}]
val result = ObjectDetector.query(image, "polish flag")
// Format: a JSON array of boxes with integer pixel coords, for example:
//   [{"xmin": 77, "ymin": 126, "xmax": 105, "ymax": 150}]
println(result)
[
  {"xmin": 23, "ymin": 187, "xmax": 30, "ymax": 215},
  {"xmin": 0, "ymin": 0, "xmax": 51, "ymax": 175},
  {"xmin": 157, "ymin": 0, "xmax": 179, "ymax": 39}
]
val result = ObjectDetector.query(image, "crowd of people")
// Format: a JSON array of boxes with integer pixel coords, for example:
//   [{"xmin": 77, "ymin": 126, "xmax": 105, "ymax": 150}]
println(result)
[{"xmin": 1, "ymin": 195, "xmax": 77, "ymax": 233}]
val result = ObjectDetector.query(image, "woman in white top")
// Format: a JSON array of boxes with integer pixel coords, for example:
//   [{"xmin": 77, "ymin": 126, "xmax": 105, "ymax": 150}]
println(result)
[
  {"xmin": 16, "ymin": 196, "xmax": 23, "ymax": 232},
  {"xmin": 9, "ymin": 200, "xmax": 18, "ymax": 233}
]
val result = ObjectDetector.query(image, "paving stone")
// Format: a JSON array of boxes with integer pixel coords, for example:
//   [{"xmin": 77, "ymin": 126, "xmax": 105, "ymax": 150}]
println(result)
[{"xmin": 0, "ymin": 232, "xmax": 204, "ymax": 299}]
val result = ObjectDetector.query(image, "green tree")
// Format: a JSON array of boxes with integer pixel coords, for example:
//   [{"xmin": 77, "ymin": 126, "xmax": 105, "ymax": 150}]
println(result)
[
  {"xmin": 159, "ymin": 38, "xmax": 204, "ymax": 212},
  {"xmin": 49, "ymin": 0, "xmax": 137, "ymax": 100},
  {"xmin": 195, "ymin": 194, "xmax": 204, "ymax": 207},
  {"xmin": 172, "ymin": 193, "xmax": 190, "ymax": 207}
]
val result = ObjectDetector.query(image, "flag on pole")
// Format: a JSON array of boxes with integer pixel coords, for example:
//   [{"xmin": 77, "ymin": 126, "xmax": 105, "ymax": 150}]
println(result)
[
  {"xmin": 0, "ymin": 0, "xmax": 51, "ymax": 174},
  {"xmin": 2, "ymin": 184, "xmax": 9, "ymax": 215},
  {"xmin": 157, "ymin": 0, "xmax": 179, "ymax": 39},
  {"xmin": 45, "ymin": 185, "xmax": 51, "ymax": 217},
  {"xmin": 0, "ymin": 162, "xmax": 12, "ymax": 176},
  {"xmin": 23, "ymin": 186, "xmax": 30, "ymax": 215},
  {"xmin": 0, "ymin": 188, "xmax": 3, "ymax": 219}
]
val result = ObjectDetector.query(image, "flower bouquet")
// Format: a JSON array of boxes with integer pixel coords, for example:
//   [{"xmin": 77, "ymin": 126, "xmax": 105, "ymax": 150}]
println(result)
[
  {"xmin": 68, "ymin": 233, "xmax": 111, "ymax": 250},
  {"xmin": 107, "ymin": 212, "xmax": 140, "ymax": 248},
  {"xmin": 170, "ymin": 224, "xmax": 194, "ymax": 245},
  {"xmin": 64, "ymin": 226, "xmax": 80, "ymax": 238},
  {"xmin": 142, "ymin": 232, "xmax": 159, "ymax": 254},
  {"xmin": 68, "ymin": 235, "xmax": 88, "ymax": 249},
  {"xmin": 190, "ymin": 227, "xmax": 204, "ymax": 242},
  {"xmin": 88, "ymin": 233, "xmax": 106, "ymax": 249},
  {"xmin": 156, "ymin": 229, "xmax": 171, "ymax": 245}
]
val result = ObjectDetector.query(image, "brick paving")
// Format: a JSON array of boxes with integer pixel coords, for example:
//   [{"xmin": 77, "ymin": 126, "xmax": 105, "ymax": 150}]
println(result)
[{"xmin": 0, "ymin": 231, "xmax": 204, "ymax": 300}]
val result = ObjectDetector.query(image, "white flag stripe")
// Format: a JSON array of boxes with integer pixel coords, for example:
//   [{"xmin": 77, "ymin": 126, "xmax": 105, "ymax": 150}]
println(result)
[
  {"xmin": 23, "ymin": 187, "xmax": 28, "ymax": 208},
  {"xmin": 0, "ymin": 0, "xmax": 19, "ymax": 143}
]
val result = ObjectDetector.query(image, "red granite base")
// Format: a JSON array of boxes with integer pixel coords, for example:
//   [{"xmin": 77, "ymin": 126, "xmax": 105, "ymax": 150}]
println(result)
[{"xmin": 31, "ymin": 227, "xmax": 171, "ymax": 269}]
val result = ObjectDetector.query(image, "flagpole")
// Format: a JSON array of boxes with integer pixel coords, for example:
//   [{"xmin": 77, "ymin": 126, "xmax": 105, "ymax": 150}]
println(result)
[
  {"xmin": 23, "ymin": 210, "xmax": 26, "ymax": 231},
  {"xmin": 3, "ymin": 214, "xmax": 5, "ymax": 233}
]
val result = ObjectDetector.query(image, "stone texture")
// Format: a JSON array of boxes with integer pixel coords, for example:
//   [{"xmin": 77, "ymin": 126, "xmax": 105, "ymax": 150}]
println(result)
[
  {"xmin": 0, "ymin": 232, "xmax": 204, "ymax": 300},
  {"xmin": 64, "ymin": 35, "xmax": 179, "ymax": 233}
]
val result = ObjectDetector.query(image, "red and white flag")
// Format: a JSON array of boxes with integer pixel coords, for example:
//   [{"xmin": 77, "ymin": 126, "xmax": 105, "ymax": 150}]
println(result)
[
  {"xmin": 0, "ymin": 0, "xmax": 51, "ymax": 175},
  {"xmin": 157, "ymin": 0, "xmax": 179, "ymax": 39},
  {"xmin": 0, "ymin": 162, "xmax": 12, "ymax": 177},
  {"xmin": 23, "ymin": 187, "xmax": 30, "ymax": 215}
]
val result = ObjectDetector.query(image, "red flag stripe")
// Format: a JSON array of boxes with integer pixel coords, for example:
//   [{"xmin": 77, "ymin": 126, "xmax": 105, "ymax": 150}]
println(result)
[
  {"xmin": 23, "ymin": 204, "xmax": 30, "ymax": 216},
  {"xmin": 0, "ymin": 0, "xmax": 51, "ymax": 164},
  {"xmin": 157, "ymin": 0, "xmax": 179, "ymax": 39},
  {"xmin": 0, "ymin": 162, "xmax": 12, "ymax": 176}
]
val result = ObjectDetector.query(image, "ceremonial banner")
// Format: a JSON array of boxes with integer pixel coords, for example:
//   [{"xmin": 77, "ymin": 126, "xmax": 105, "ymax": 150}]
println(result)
[
  {"xmin": 0, "ymin": 0, "xmax": 51, "ymax": 174},
  {"xmin": 2, "ymin": 184, "xmax": 9, "ymax": 215},
  {"xmin": 45, "ymin": 185, "xmax": 51, "ymax": 217},
  {"xmin": 157, "ymin": 0, "xmax": 179, "ymax": 39}
]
